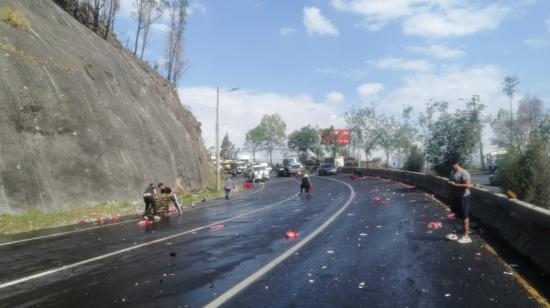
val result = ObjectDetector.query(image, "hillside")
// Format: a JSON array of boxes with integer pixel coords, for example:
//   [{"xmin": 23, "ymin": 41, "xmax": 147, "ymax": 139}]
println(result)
[{"xmin": 0, "ymin": 0, "xmax": 212, "ymax": 214}]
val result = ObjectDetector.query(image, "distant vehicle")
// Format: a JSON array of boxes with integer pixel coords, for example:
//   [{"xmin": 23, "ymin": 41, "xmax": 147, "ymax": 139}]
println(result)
[
  {"xmin": 250, "ymin": 165, "xmax": 270, "ymax": 182},
  {"xmin": 318, "ymin": 163, "xmax": 338, "ymax": 176},
  {"xmin": 230, "ymin": 161, "xmax": 247, "ymax": 174},
  {"xmin": 489, "ymin": 168, "xmax": 500, "ymax": 185},
  {"xmin": 486, "ymin": 150, "xmax": 507, "ymax": 173},
  {"xmin": 278, "ymin": 163, "xmax": 304, "ymax": 177},
  {"xmin": 283, "ymin": 158, "xmax": 299, "ymax": 167}
]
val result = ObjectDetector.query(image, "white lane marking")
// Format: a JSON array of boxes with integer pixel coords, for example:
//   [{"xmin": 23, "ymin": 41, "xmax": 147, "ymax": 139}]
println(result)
[
  {"xmin": 0, "ymin": 192, "xmax": 298, "ymax": 290},
  {"xmin": 205, "ymin": 176, "xmax": 356, "ymax": 308},
  {"xmin": 0, "ymin": 183, "xmax": 267, "ymax": 247}
]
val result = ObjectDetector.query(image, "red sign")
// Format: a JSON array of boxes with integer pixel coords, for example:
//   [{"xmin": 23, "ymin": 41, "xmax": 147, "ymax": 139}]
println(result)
[
  {"xmin": 321, "ymin": 128, "xmax": 351, "ymax": 145},
  {"xmin": 335, "ymin": 129, "xmax": 351, "ymax": 145}
]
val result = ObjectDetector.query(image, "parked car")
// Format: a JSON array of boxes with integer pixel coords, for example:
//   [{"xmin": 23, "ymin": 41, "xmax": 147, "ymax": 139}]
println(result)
[{"xmin": 318, "ymin": 163, "xmax": 338, "ymax": 176}]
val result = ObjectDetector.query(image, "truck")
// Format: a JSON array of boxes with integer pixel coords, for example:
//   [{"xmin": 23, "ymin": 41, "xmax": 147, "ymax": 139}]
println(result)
[{"xmin": 486, "ymin": 149, "xmax": 507, "ymax": 173}]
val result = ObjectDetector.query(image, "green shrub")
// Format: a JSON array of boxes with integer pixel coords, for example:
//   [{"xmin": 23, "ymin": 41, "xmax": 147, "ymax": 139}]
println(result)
[
  {"xmin": 404, "ymin": 146, "xmax": 425, "ymax": 172},
  {"xmin": 0, "ymin": 6, "xmax": 31, "ymax": 31},
  {"xmin": 497, "ymin": 117, "xmax": 550, "ymax": 209}
]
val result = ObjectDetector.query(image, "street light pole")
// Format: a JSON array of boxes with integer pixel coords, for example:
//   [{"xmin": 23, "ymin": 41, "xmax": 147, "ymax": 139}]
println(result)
[
  {"xmin": 215, "ymin": 87, "xmax": 239, "ymax": 192},
  {"xmin": 216, "ymin": 87, "xmax": 220, "ymax": 191}
]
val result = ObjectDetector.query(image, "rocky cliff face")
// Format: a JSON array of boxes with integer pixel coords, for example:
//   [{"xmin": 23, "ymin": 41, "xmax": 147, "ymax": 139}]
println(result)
[{"xmin": 0, "ymin": 0, "xmax": 212, "ymax": 214}]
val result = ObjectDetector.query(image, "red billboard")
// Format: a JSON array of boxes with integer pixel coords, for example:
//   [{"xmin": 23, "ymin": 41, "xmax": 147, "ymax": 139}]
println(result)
[{"xmin": 321, "ymin": 128, "xmax": 351, "ymax": 145}]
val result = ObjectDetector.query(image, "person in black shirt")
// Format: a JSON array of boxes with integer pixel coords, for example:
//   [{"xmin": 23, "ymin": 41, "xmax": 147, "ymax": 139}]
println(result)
[
  {"xmin": 299, "ymin": 174, "xmax": 312, "ymax": 195},
  {"xmin": 143, "ymin": 183, "xmax": 157, "ymax": 219}
]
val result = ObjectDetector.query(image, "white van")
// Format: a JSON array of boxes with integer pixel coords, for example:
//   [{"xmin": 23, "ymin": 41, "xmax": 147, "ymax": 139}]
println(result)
[{"xmin": 250, "ymin": 164, "xmax": 270, "ymax": 182}]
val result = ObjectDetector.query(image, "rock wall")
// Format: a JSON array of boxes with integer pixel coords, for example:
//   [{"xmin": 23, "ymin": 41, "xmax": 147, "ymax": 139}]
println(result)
[{"xmin": 0, "ymin": 0, "xmax": 213, "ymax": 213}]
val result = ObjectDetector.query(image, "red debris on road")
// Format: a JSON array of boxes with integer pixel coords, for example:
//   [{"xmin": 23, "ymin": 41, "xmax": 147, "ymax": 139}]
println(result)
[
  {"xmin": 285, "ymin": 230, "xmax": 299, "ymax": 239},
  {"xmin": 211, "ymin": 224, "xmax": 224, "ymax": 231},
  {"xmin": 427, "ymin": 222, "xmax": 443, "ymax": 230},
  {"xmin": 243, "ymin": 182, "xmax": 253, "ymax": 189},
  {"xmin": 137, "ymin": 220, "xmax": 153, "ymax": 227}
]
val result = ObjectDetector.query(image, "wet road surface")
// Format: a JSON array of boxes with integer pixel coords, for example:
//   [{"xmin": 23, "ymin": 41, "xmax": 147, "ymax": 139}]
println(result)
[{"xmin": 0, "ymin": 175, "xmax": 547, "ymax": 307}]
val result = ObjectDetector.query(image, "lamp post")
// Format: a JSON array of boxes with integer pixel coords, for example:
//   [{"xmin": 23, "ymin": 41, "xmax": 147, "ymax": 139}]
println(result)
[{"xmin": 216, "ymin": 87, "xmax": 239, "ymax": 191}]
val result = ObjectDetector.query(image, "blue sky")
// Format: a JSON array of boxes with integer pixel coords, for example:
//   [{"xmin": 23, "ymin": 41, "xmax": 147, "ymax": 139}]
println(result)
[{"xmin": 114, "ymin": 0, "xmax": 550, "ymax": 155}]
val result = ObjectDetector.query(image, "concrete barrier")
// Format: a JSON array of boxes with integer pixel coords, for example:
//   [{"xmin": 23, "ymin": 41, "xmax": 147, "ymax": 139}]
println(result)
[{"xmin": 341, "ymin": 167, "xmax": 550, "ymax": 275}]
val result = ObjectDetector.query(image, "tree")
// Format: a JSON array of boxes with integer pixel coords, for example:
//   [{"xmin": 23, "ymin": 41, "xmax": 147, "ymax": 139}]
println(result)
[
  {"xmin": 220, "ymin": 133, "xmax": 234, "ymax": 160},
  {"xmin": 491, "ymin": 95, "xmax": 545, "ymax": 152},
  {"xmin": 244, "ymin": 126, "xmax": 264, "ymax": 163},
  {"xmin": 404, "ymin": 145, "xmax": 425, "ymax": 172},
  {"xmin": 165, "ymin": 0, "xmax": 188, "ymax": 84},
  {"xmin": 497, "ymin": 116, "xmax": 550, "ymax": 209},
  {"xmin": 376, "ymin": 116, "xmax": 399, "ymax": 168},
  {"xmin": 132, "ymin": 0, "xmax": 166, "ymax": 59},
  {"xmin": 287, "ymin": 125, "xmax": 321, "ymax": 163},
  {"xmin": 258, "ymin": 114, "xmax": 286, "ymax": 164},
  {"xmin": 344, "ymin": 104, "xmax": 380, "ymax": 164},
  {"xmin": 466, "ymin": 95, "xmax": 487, "ymax": 170},
  {"xmin": 102, "ymin": 0, "xmax": 119, "ymax": 39},
  {"xmin": 502, "ymin": 75, "xmax": 520, "ymax": 144},
  {"xmin": 419, "ymin": 101, "xmax": 448, "ymax": 169},
  {"xmin": 91, "ymin": 0, "xmax": 105, "ymax": 33},
  {"xmin": 321, "ymin": 126, "xmax": 343, "ymax": 160},
  {"xmin": 392, "ymin": 106, "xmax": 417, "ymax": 168},
  {"xmin": 425, "ymin": 106, "xmax": 478, "ymax": 176}
]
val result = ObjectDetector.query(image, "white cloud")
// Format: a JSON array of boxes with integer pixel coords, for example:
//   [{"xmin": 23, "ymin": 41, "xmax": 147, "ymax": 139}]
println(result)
[
  {"xmin": 380, "ymin": 65, "xmax": 506, "ymax": 115},
  {"xmin": 330, "ymin": 0, "xmax": 513, "ymax": 37},
  {"xmin": 188, "ymin": 1, "xmax": 207, "ymax": 15},
  {"xmin": 279, "ymin": 27, "xmax": 296, "ymax": 36},
  {"xmin": 357, "ymin": 83, "xmax": 384, "ymax": 100},
  {"xmin": 178, "ymin": 87, "xmax": 346, "ymax": 148},
  {"xmin": 325, "ymin": 91, "xmax": 345, "ymax": 103},
  {"xmin": 407, "ymin": 44, "xmax": 465, "ymax": 59},
  {"xmin": 315, "ymin": 67, "xmax": 366, "ymax": 80},
  {"xmin": 369, "ymin": 58, "xmax": 433, "ymax": 71},
  {"xmin": 402, "ymin": 3, "xmax": 511, "ymax": 38},
  {"xmin": 303, "ymin": 7, "xmax": 339, "ymax": 36},
  {"xmin": 525, "ymin": 37, "xmax": 550, "ymax": 48},
  {"xmin": 151, "ymin": 23, "xmax": 170, "ymax": 33}
]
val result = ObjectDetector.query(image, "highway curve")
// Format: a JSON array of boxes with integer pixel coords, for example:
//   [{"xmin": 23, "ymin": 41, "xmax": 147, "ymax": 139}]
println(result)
[{"xmin": 0, "ymin": 175, "xmax": 548, "ymax": 307}]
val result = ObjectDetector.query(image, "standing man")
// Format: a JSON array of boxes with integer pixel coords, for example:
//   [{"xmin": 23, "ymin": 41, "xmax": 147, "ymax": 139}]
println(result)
[
  {"xmin": 446, "ymin": 161, "xmax": 473, "ymax": 244},
  {"xmin": 225, "ymin": 177, "xmax": 236, "ymax": 200}
]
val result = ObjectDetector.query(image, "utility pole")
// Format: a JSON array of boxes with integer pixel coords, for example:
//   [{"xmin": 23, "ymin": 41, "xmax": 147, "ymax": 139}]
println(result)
[
  {"xmin": 215, "ymin": 87, "xmax": 239, "ymax": 192},
  {"xmin": 216, "ymin": 87, "xmax": 220, "ymax": 191},
  {"xmin": 471, "ymin": 95, "xmax": 486, "ymax": 170}
]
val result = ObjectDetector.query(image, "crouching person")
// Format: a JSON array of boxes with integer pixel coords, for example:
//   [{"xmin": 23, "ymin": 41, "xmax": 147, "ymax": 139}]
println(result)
[
  {"xmin": 143, "ymin": 183, "xmax": 157, "ymax": 220},
  {"xmin": 158, "ymin": 182, "xmax": 183, "ymax": 215}
]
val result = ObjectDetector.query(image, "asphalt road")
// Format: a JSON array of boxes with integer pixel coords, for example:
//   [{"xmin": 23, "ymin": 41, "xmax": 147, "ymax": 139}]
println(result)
[
  {"xmin": 0, "ymin": 175, "xmax": 547, "ymax": 307},
  {"xmin": 471, "ymin": 172, "xmax": 501, "ymax": 193}
]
